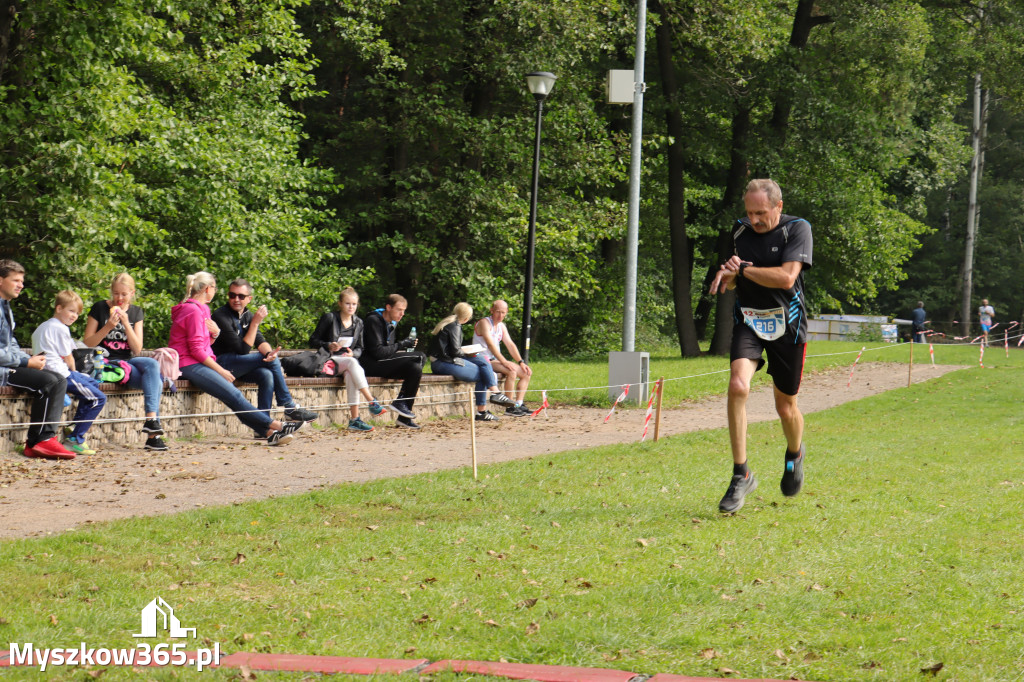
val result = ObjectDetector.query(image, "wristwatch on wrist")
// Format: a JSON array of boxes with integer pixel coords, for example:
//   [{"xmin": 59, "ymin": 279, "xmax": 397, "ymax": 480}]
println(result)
[{"xmin": 738, "ymin": 262, "xmax": 749, "ymax": 279}]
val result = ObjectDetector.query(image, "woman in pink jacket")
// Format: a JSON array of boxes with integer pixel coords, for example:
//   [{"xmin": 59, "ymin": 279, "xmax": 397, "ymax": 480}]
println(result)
[{"xmin": 169, "ymin": 272, "xmax": 301, "ymax": 446}]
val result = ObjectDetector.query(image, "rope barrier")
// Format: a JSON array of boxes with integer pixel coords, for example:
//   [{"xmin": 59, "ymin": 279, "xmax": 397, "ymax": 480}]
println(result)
[{"xmin": 2, "ymin": 333, "xmax": 1021, "ymax": 433}]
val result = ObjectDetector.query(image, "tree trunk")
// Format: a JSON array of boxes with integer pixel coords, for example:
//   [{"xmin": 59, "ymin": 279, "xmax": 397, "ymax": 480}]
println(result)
[
  {"xmin": 706, "ymin": 105, "xmax": 751, "ymax": 355},
  {"xmin": 960, "ymin": 73, "xmax": 986, "ymax": 337},
  {"xmin": 653, "ymin": 0, "xmax": 700, "ymax": 357},
  {"xmin": 387, "ymin": 70, "xmax": 424, "ymax": 319},
  {"xmin": 769, "ymin": 0, "xmax": 832, "ymax": 145},
  {"xmin": 0, "ymin": 0, "xmax": 21, "ymax": 88}
]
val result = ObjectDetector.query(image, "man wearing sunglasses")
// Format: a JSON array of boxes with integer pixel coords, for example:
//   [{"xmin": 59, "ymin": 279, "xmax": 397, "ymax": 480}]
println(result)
[{"xmin": 212, "ymin": 278, "xmax": 318, "ymax": 430}]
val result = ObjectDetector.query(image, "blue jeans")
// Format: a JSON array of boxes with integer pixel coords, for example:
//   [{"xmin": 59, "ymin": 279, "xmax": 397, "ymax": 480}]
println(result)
[
  {"xmin": 432, "ymin": 355, "xmax": 497, "ymax": 406},
  {"xmin": 123, "ymin": 356, "xmax": 162, "ymax": 415},
  {"xmin": 217, "ymin": 352, "xmax": 295, "ymax": 417},
  {"xmin": 180, "ymin": 362, "xmax": 273, "ymax": 433}
]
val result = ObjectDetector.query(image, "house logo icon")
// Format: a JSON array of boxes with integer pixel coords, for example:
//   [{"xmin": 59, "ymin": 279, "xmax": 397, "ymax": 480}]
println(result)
[{"xmin": 133, "ymin": 597, "xmax": 197, "ymax": 638}]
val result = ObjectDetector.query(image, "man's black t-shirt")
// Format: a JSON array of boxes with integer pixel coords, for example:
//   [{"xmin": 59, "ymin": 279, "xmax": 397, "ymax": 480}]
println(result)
[
  {"xmin": 211, "ymin": 305, "xmax": 266, "ymax": 356},
  {"xmin": 87, "ymin": 300, "xmax": 145, "ymax": 361},
  {"xmin": 732, "ymin": 214, "xmax": 813, "ymax": 344}
]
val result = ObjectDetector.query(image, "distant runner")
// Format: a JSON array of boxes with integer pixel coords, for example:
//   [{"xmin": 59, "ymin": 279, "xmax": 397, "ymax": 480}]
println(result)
[{"xmin": 978, "ymin": 299, "xmax": 995, "ymax": 347}]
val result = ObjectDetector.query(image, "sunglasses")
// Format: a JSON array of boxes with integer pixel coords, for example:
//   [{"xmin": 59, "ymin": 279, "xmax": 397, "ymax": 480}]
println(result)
[{"xmin": 227, "ymin": 292, "xmax": 250, "ymax": 300}]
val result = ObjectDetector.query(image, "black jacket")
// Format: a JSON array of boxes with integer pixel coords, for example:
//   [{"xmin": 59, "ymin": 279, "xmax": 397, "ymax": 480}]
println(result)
[
  {"xmin": 309, "ymin": 312, "xmax": 364, "ymax": 359},
  {"xmin": 211, "ymin": 305, "xmax": 266, "ymax": 356},
  {"xmin": 427, "ymin": 321, "xmax": 465, "ymax": 363},
  {"xmin": 363, "ymin": 311, "xmax": 413, "ymax": 362}
]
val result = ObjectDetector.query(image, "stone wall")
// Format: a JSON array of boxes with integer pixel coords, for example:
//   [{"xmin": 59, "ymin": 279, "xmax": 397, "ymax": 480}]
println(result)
[{"xmin": 0, "ymin": 376, "xmax": 472, "ymax": 453}]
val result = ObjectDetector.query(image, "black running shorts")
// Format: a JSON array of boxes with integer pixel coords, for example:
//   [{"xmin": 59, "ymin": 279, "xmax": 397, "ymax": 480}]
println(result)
[{"xmin": 730, "ymin": 323, "xmax": 807, "ymax": 396}]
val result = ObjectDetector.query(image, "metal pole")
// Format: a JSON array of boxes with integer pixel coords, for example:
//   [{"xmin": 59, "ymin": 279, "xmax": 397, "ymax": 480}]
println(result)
[
  {"xmin": 622, "ymin": 0, "xmax": 647, "ymax": 352},
  {"xmin": 522, "ymin": 98, "xmax": 544, "ymax": 363}
]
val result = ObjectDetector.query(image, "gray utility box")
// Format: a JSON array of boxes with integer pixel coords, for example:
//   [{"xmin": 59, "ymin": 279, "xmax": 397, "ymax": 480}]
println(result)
[{"xmin": 607, "ymin": 351, "xmax": 649, "ymax": 404}]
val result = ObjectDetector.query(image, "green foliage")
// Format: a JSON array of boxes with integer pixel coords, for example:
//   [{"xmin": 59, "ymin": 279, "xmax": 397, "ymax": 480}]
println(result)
[
  {"xmin": 3, "ymin": 0, "xmax": 1024, "ymax": 355},
  {"xmin": 0, "ymin": 0, "xmax": 335, "ymax": 345},
  {"xmin": 298, "ymin": 0, "xmax": 632, "ymax": 347}
]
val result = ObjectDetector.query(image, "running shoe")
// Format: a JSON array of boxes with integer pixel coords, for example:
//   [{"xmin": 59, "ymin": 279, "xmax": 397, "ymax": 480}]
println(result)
[
  {"xmin": 781, "ymin": 443, "xmax": 805, "ymax": 497},
  {"xmin": 488, "ymin": 392, "xmax": 516, "ymax": 408},
  {"xmin": 267, "ymin": 421, "xmax": 302, "ymax": 446},
  {"xmin": 719, "ymin": 471, "xmax": 758, "ymax": 513},
  {"xmin": 505, "ymin": 405, "xmax": 528, "ymax": 417},
  {"xmin": 368, "ymin": 400, "xmax": 385, "ymax": 416},
  {"xmin": 64, "ymin": 437, "xmax": 96, "ymax": 455},
  {"xmin": 141, "ymin": 418, "xmax": 165, "ymax": 435},
  {"xmin": 388, "ymin": 401, "xmax": 416, "ymax": 419},
  {"xmin": 395, "ymin": 416, "xmax": 421, "ymax": 429},
  {"xmin": 27, "ymin": 437, "xmax": 76, "ymax": 459},
  {"xmin": 284, "ymin": 406, "xmax": 318, "ymax": 423},
  {"xmin": 144, "ymin": 436, "xmax": 169, "ymax": 451},
  {"xmin": 475, "ymin": 410, "xmax": 499, "ymax": 422},
  {"xmin": 347, "ymin": 417, "xmax": 374, "ymax": 432}
]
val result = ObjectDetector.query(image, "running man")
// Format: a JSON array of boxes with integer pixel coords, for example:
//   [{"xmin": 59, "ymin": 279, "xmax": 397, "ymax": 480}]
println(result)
[
  {"xmin": 978, "ymin": 299, "xmax": 995, "ymax": 347},
  {"xmin": 710, "ymin": 179, "xmax": 813, "ymax": 513}
]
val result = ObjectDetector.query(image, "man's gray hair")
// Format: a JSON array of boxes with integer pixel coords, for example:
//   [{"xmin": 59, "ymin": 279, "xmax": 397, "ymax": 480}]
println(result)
[
  {"xmin": 744, "ymin": 178, "xmax": 782, "ymax": 205},
  {"xmin": 229, "ymin": 278, "xmax": 253, "ymax": 295}
]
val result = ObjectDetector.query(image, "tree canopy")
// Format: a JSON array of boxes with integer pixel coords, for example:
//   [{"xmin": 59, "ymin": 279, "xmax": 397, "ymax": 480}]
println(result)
[{"xmin": 2, "ymin": 0, "xmax": 1021, "ymax": 354}]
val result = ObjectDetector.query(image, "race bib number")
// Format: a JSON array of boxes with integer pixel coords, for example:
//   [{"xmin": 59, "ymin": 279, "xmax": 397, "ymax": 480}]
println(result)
[{"xmin": 741, "ymin": 306, "xmax": 785, "ymax": 341}]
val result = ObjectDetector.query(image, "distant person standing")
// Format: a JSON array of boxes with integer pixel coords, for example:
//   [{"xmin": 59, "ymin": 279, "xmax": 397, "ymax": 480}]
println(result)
[
  {"xmin": 910, "ymin": 301, "xmax": 928, "ymax": 343},
  {"xmin": 709, "ymin": 179, "xmax": 813, "ymax": 514},
  {"xmin": 978, "ymin": 299, "xmax": 995, "ymax": 346}
]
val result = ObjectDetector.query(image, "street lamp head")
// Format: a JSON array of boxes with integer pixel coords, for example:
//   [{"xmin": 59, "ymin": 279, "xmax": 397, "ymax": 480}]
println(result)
[{"xmin": 525, "ymin": 71, "xmax": 557, "ymax": 101}]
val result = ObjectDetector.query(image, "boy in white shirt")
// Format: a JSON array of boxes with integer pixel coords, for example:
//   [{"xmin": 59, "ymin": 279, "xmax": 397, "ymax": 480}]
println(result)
[{"xmin": 31, "ymin": 290, "xmax": 107, "ymax": 455}]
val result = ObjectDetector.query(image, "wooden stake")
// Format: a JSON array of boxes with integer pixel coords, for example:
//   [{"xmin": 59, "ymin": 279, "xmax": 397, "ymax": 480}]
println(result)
[
  {"xmin": 907, "ymin": 339, "xmax": 914, "ymax": 387},
  {"xmin": 653, "ymin": 377, "xmax": 664, "ymax": 442},
  {"xmin": 469, "ymin": 388, "xmax": 478, "ymax": 480}
]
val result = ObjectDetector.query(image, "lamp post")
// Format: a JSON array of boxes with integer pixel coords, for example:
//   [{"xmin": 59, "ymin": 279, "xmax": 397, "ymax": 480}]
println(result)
[{"xmin": 521, "ymin": 71, "xmax": 556, "ymax": 364}]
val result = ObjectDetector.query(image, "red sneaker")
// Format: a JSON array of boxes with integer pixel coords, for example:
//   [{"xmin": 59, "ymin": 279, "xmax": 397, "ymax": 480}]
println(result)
[{"xmin": 27, "ymin": 438, "xmax": 76, "ymax": 460}]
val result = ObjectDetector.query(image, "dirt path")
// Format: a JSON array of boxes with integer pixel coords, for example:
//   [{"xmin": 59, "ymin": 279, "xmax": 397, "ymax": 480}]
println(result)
[{"xmin": 0, "ymin": 362, "xmax": 961, "ymax": 538}]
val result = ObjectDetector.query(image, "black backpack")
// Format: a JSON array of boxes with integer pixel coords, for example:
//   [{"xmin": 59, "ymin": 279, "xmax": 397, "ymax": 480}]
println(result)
[
  {"xmin": 71, "ymin": 347, "xmax": 109, "ymax": 376},
  {"xmin": 280, "ymin": 348, "xmax": 331, "ymax": 377}
]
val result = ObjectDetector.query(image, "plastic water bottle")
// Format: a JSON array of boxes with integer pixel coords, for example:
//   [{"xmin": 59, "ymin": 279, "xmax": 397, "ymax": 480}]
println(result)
[
  {"xmin": 91, "ymin": 349, "xmax": 106, "ymax": 381},
  {"xmin": 409, "ymin": 326, "xmax": 417, "ymax": 341}
]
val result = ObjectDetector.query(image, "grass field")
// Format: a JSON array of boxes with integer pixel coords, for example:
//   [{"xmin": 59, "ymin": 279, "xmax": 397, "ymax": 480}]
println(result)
[
  {"xmin": 532, "ymin": 339, "xmax": 1018, "ymax": 406},
  {"xmin": 0, "ymin": 346, "xmax": 1022, "ymax": 681}
]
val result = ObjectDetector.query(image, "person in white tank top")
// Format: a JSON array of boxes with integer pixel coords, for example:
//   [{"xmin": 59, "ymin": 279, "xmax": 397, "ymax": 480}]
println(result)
[{"xmin": 472, "ymin": 300, "xmax": 532, "ymax": 416}]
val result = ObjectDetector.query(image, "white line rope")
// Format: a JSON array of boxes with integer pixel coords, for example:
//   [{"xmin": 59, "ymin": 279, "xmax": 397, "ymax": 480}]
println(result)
[{"xmin": 2, "ymin": 336, "xmax": 1021, "ymax": 432}]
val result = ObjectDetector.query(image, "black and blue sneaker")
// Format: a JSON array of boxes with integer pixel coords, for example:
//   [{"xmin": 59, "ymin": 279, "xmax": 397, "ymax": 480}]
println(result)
[{"xmin": 781, "ymin": 443, "xmax": 805, "ymax": 497}]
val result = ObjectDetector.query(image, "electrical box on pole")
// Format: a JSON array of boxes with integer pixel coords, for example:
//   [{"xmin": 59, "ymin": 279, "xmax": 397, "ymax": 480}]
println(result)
[
  {"xmin": 607, "ymin": 70, "xmax": 635, "ymax": 104},
  {"xmin": 608, "ymin": 351, "xmax": 649, "ymax": 405}
]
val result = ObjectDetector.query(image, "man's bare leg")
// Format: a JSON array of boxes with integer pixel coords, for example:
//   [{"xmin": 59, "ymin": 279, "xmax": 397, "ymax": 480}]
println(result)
[
  {"xmin": 490, "ymin": 361, "xmax": 512, "ymax": 397},
  {"xmin": 727, "ymin": 358, "xmax": 759, "ymax": 465},
  {"xmin": 773, "ymin": 387, "xmax": 803, "ymax": 453},
  {"xmin": 513, "ymin": 367, "xmax": 530, "ymax": 403}
]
